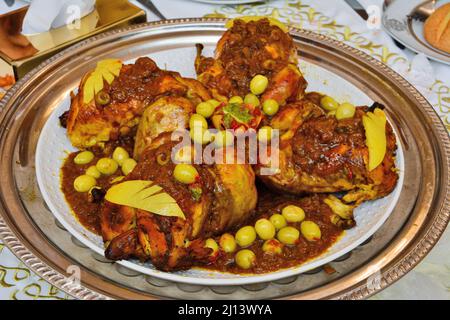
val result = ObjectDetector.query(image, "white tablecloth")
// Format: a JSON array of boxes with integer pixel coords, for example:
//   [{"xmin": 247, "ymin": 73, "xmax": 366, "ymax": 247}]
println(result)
[{"xmin": 0, "ymin": 0, "xmax": 449, "ymax": 300}]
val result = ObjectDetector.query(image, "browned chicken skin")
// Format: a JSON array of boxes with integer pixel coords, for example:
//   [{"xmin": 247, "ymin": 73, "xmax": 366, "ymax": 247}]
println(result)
[
  {"xmin": 255, "ymin": 98, "xmax": 398, "ymax": 204},
  {"xmin": 101, "ymin": 134, "xmax": 258, "ymax": 271},
  {"xmin": 132, "ymin": 96, "xmax": 195, "ymax": 159},
  {"xmin": 67, "ymin": 57, "xmax": 210, "ymax": 149},
  {"xmin": 195, "ymin": 19, "xmax": 307, "ymax": 104}
]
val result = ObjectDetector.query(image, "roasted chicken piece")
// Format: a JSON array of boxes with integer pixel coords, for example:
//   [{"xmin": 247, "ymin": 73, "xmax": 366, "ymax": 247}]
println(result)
[
  {"xmin": 255, "ymin": 99, "xmax": 398, "ymax": 204},
  {"xmin": 66, "ymin": 57, "xmax": 210, "ymax": 149},
  {"xmin": 133, "ymin": 96, "xmax": 195, "ymax": 159},
  {"xmin": 101, "ymin": 134, "xmax": 258, "ymax": 271},
  {"xmin": 195, "ymin": 18, "xmax": 307, "ymax": 105}
]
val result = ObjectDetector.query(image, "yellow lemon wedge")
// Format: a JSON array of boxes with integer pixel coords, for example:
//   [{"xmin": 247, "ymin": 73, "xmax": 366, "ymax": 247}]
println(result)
[
  {"xmin": 83, "ymin": 75, "xmax": 96, "ymax": 106},
  {"xmin": 362, "ymin": 108, "xmax": 387, "ymax": 171},
  {"xmin": 105, "ymin": 180, "xmax": 185, "ymax": 219},
  {"xmin": 225, "ymin": 16, "xmax": 288, "ymax": 33},
  {"xmin": 83, "ymin": 59, "xmax": 122, "ymax": 104}
]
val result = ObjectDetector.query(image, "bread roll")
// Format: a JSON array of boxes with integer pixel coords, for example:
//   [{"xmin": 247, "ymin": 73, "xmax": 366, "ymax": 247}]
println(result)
[{"xmin": 424, "ymin": 3, "xmax": 450, "ymax": 53}]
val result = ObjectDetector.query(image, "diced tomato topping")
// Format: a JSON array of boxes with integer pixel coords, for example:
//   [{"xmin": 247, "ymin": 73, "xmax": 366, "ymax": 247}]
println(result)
[
  {"xmin": 215, "ymin": 103, "xmax": 224, "ymax": 111},
  {"xmin": 252, "ymin": 108, "xmax": 262, "ymax": 116},
  {"xmin": 345, "ymin": 164, "xmax": 353, "ymax": 180},
  {"xmin": 230, "ymin": 120, "xmax": 240, "ymax": 130}
]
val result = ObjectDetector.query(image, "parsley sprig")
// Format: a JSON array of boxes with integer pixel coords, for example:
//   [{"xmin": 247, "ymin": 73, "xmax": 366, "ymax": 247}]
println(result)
[{"xmin": 222, "ymin": 103, "xmax": 253, "ymax": 128}]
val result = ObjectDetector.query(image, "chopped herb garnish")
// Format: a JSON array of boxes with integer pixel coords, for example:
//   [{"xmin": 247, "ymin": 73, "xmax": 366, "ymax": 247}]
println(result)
[
  {"xmin": 223, "ymin": 113, "xmax": 233, "ymax": 128},
  {"xmin": 189, "ymin": 186, "xmax": 203, "ymax": 201},
  {"xmin": 222, "ymin": 103, "xmax": 253, "ymax": 128}
]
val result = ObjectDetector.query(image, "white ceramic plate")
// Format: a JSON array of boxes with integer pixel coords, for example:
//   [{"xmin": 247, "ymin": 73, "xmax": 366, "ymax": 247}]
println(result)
[
  {"xmin": 382, "ymin": 0, "xmax": 450, "ymax": 65},
  {"xmin": 35, "ymin": 45, "xmax": 405, "ymax": 286}
]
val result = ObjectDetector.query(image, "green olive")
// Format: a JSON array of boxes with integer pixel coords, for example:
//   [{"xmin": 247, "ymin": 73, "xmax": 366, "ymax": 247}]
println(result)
[
  {"xmin": 112, "ymin": 147, "xmax": 129, "ymax": 166},
  {"xmin": 88, "ymin": 186, "xmax": 103, "ymax": 201},
  {"xmin": 335, "ymin": 102, "xmax": 356, "ymax": 120},
  {"xmin": 219, "ymin": 233, "xmax": 237, "ymax": 253},
  {"xmin": 73, "ymin": 175, "xmax": 97, "ymax": 193},
  {"xmin": 156, "ymin": 152, "xmax": 170, "ymax": 165},
  {"xmin": 254, "ymin": 218, "xmax": 276, "ymax": 240},
  {"xmin": 269, "ymin": 214, "xmax": 287, "ymax": 230},
  {"xmin": 96, "ymin": 158, "xmax": 119, "ymax": 175},
  {"xmin": 74, "ymin": 151, "xmax": 94, "ymax": 165},
  {"xmin": 186, "ymin": 88, "xmax": 196, "ymax": 99},
  {"xmin": 229, "ymin": 96, "xmax": 244, "ymax": 104},
  {"xmin": 95, "ymin": 90, "xmax": 110, "ymax": 105},
  {"xmin": 244, "ymin": 93, "xmax": 260, "ymax": 107},
  {"xmin": 235, "ymin": 249, "xmax": 256, "ymax": 269},
  {"xmin": 320, "ymin": 95, "xmax": 339, "ymax": 111},
  {"xmin": 214, "ymin": 130, "xmax": 234, "ymax": 148},
  {"xmin": 300, "ymin": 221, "xmax": 322, "ymax": 241},
  {"xmin": 121, "ymin": 158, "xmax": 137, "ymax": 175},
  {"xmin": 257, "ymin": 126, "xmax": 273, "ymax": 142},
  {"xmin": 204, "ymin": 238, "xmax": 219, "ymax": 256},
  {"xmin": 189, "ymin": 114, "xmax": 208, "ymax": 129},
  {"xmin": 235, "ymin": 226, "xmax": 256, "ymax": 247},
  {"xmin": 277, "ymin": 226, "xmax": 300, "ymax": 245},
  {"xmin": 281, "ymin": 205, "xmax": 305, "ymax": 223},
  {"xmin": 250, "ymin": 74, "xmax": 269, "ymax": 95},
  {"xmin": 196, "ymin": 102, "xmax": 215, "ymax": 118},
  {"xmin": 190, "ymin": 127, "xmax": 212, "ymax": 145},
  {"xmin": 85, "ymin": 165, "xmax": 101, "ymax": 179},
  {"xmin": 207, "ymin": 99, "xmax": 222, "ymax": 108},
  {"xmin": 262, "ymin": 99, "xmax": 279, "ymax": 116},
  {"xmin": 173, "ymin": 163, "xmax": 199, "ymax": 184},
  {"xmin": 262, "ymin": 239, "xmax": 283, "ymax": 255}
]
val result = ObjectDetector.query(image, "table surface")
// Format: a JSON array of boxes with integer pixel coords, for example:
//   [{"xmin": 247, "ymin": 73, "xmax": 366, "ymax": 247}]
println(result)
[{"xmin": 0, "ymin": 0, "xmax": 449, "ymax": 300}]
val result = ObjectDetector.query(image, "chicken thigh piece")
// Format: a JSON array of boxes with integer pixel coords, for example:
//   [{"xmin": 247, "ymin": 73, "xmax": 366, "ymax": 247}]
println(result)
[
  {"xmin": 132, "ymin": 96, "xmax": 195, "ymax": 160},
  {"xmin": 66, "ymin": 57, "xmax": 210, "ymax": 149},
  {"xmin": 255, "ymin": 100, "xmax": 398, "ymax": 204},
  {"xmin": 195, "ymin": 18, "xmax": 307, "ymax": 104},
  {"xmin": 101, "ymin": 132, "xmax": 258, "ymax": 271}
]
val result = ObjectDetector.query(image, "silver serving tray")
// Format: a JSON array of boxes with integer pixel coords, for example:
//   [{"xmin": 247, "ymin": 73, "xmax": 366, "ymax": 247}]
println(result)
[{"xmin": 0, "ymin": 19, "xmax": 449, "ymax": 300}]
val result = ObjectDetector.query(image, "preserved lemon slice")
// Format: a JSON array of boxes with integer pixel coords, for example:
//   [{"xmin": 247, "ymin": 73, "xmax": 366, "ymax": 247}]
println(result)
[
  {"xmin": 105, "ymin": 180, "xmax": 185, "ymax": 219},
  {"xmin": 83, "ymin": 59, "xmax": 122, "ymax": 104},
  {"xmin": 362, "ymin": 108, "xmax": 387, "ymax": 171},
  {"xmin": 225, "ymin": 16, "xmax": 289, "ymax": 33}
]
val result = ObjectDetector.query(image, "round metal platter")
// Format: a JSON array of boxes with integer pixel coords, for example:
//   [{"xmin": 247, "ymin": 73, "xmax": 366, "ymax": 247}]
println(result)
[{"xmin": 0, "ymin": 19, "xmax": 449, "ymax": 300}]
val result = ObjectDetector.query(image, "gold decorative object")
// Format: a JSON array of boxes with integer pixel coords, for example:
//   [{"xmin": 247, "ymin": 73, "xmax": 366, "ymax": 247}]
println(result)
[{"xmin": 0, "ymin": 0, "xmax": 145, "ymax": 79}]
